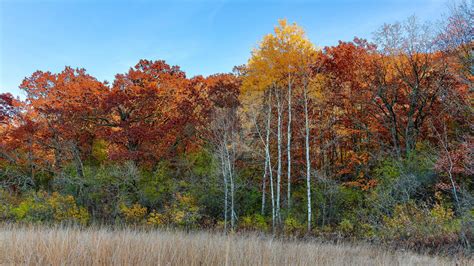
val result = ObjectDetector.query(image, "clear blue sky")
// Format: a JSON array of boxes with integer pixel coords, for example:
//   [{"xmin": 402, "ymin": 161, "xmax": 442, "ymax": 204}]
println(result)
[{"xmin": 1, "ymin": 0, "xmax": 446, "ymax": 97}]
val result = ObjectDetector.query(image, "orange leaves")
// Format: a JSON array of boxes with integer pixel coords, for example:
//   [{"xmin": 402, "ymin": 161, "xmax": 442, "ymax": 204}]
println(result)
[
  {"xmin": 1, "ymin": 68, "xmax": 110, "ymax": 171},
  {"xmin": 1, "ymin": 15, "xmax": 470, "ymax": 194},
  {"xmin": 345, "ymin": 179, "xmax": 378, "ymax": 191},
  {"xmin": 205, "ymin": 73, "xmax": 240, "ymax": 109},
  {"xmin": 3, "ymin": 60, "xmax": 204, "ymax": 168}
]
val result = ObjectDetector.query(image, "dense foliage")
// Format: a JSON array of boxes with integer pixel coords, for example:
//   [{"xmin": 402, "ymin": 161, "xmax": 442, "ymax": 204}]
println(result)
[{"xmin": 1, "ymin": 1, "xmax": 472, "ymax": 254}]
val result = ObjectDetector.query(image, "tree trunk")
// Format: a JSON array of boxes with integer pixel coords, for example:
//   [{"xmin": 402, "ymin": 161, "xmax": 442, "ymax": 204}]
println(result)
[
  {"xmin": 304, "ymin": 83, "xmax": 312, "ymax": 232},
  {"xmin": 220, "ymin": 146, "xmax": 228, "ymax": 232},
  {"xmin": 261, "ymin": 158, "xmax": 267, "ymax": 215},
  {"xmin": 287, "ymin": 74, "xmax": 292, "ymax": 211},
  {"xmin": 276, "ymin": 88, "xmax": 283, "ymax": 225},
  {"xmin": 266, "ymin": 89, "xmax": 276, "ymax": 232},
  {"xmin": 223, "ymin": 131, "xmax": 236, "ymax": 230},
  {"xmin": 72, "ymin": 142, "xmax": 85, "ymax": 179}
]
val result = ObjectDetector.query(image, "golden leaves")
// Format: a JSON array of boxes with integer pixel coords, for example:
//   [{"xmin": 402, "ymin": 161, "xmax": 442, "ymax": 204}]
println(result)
[{"xmin": 242, "ymin": 19, "xmax": 317, "ymax": 96}]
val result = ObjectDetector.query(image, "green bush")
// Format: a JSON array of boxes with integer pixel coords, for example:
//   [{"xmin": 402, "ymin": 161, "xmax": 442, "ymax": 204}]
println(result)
[
  {"xmin": 150, "ymin": 193, "xmax": 202, "ymax": 228},
  {"xmin": 10, "ymin": 191, "xmax": 89, "ymax": 225},
  {"xmin": 338, "ymin": 218, "xmax": 354, "ymax": 236},
  {"xmin": 139, "ymin": 161, "xmax": 174, "ymax": 207},
  {"xmin": 284, "ymin": 216, "xmax": 305, "ymax": 235},
  {"xmin": 381, "ymin": 199, "xmax": 461, "ymax": 248},
  {"xmin": 371, "ymin": 151, "xmax": 437, "ymax": 217},
  {"xmin": 314, "ymin": 179, "xmax": 364, "ymax": 227},
  {"xmin": 239, "ymin": 214, "xmax": 268, "ymax": 231},
  {"xmin": 0, "ymin": 189, "xmax": 18, "ymax": 221}
]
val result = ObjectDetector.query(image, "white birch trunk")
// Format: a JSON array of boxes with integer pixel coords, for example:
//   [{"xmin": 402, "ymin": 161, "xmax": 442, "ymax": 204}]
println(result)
[
  {"xmin": 261, "ymin": 157, "xmax": 267, "ymax": 215},
  {"xmin": 223, "ymin": 131, "xmax": 236, "ymax": 230},
  {"xmin": 266, "ymin": 89, "xmax": 275, "ymax": 231},
  {"xmin": 304, "ymin": 82, "xmax": 312, "ymax": 232},
  {"xmin": 220, "ymin": 145, "xmax": 228, "ymax": 232},
  {"xmin": 276, "ymin": 88, "xmax": 282, "ymax": 224},
  {"xmin": 287, "ymin": 74, "xmax": 292, "ymax": 211}
]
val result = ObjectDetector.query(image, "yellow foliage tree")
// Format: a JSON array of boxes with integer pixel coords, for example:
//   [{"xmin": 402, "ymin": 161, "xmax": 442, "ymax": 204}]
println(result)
[{"xmin": 241, "ymin": 19, "xmax": 319, "ymax": 230}]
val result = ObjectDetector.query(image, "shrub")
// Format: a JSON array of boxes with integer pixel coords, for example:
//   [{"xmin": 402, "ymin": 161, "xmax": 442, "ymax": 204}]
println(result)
[
  {"xmin": 10, "ymin": 191, "xmax": 89, "ymax": 225},
  {"xmin": 284, "ymin": 216, "xmax": 305, "ymax": 235},
  {"xmin": 381, "ymin": 199, "xmax": 462, "ymax": 250},
  {"xmin": 144, "ymin": 193, "xmax": 202, "ymax": 228},
  {"xmin": 0, "ymin": 203, "xmax": 9, "ymax": 220},
  {"xmin": 338, "ymin": 218, "xmax": 354, "ymax": 236},
  {"xmin": 168, "ymin": 193, "xmax": 201, "ymax": 228},
  {"xmin": 48, "ymin": 192, "xmax": 90, "ymax": 225},
  {"xmin": 313, "ymin": 179, "xmax": 364, "ymax": 227},
  {"xmin": 91, "ymin": 138, "xmax": 109, "ymax": 163},
  {"xmin": 239, "ymin": 214, "xmax": 268, "ymax": 231},
  {"xmin": 146, "ymin": 210, "xmax": 165, "ymax": 226},
  {"xmin": 371, "ymin": 153, "xmax": 437, "ymax": 217},
  {"xmin": 357, "ymin": 222, "xmax": 376, "ymax": 239},
  {"xmin": 120, "ymin": 203, "xmax": 148, "ymax": 224},
  {"xmin": 138, "ymin": 161, "xmax": 174, "ymax": 207},
  {"xmin": 0, "ymin": 189, "xmax": 18, "ymax": 221}
]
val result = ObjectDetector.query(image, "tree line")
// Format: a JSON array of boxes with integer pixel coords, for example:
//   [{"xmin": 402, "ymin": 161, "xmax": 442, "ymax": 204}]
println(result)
[{"xmin": 0, "ymin": 0, "xmax": 472, "ymax": 252}]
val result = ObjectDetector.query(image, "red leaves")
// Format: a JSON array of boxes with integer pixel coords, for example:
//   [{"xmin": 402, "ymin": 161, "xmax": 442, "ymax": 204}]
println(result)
[
  {"xmin": 205, "ymin": 73, "xmax": 240, "ymax": 109},
  {"xmin": 2, "ymin": 60, "xmax": 212, "ymax": 169},
  {"xmin": 99, "ymin": 59, "xmax": 209, "ymax": 164}
]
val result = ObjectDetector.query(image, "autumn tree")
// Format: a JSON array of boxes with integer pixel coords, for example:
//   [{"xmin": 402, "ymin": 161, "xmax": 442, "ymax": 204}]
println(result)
[
  {"xmin": 318, "ymin": 39, "xmax": 380, "ymax": 186},
  {"xmin": 100, "ymin": 60, "xmax": 194, "ymax": 165},
  {"xmin": 437, "ymin": 0, "xmax": 473, "ymax": 85},
  {"xmin": 373, "ymin": 17, "xmax": 456, "ymax": 157},
  {"xmin": 19, "ymin": 67, "xmax": 108, "ymax": 178},
  {"xmin": 430, "ymin": 5, "xmax": 473, "ymax": 250},
  {"xmin": 0, "ymin": 93, "xmax": 16, "ymax": 125},
  {"xmin": 201, "ymin": 73, "xmax": 241, "ymax": 230},
  {"xmin": 242, "ymin": 19, "xmax": 317, "ymax": 230}
]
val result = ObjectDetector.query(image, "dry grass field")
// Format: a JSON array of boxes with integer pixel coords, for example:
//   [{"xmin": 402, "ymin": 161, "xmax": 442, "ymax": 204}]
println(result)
[{"xmin": 0, "ymin": 225, "xmax": 471, "ymax": 266}]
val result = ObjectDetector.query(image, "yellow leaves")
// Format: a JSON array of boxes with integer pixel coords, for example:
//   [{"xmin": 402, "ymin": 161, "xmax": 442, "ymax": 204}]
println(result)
[
  {"xmin": 242, "ymin": 19, "xmax": 318, "ymax": 95},
  {"xmin": 175, "ymin": 193, "xmax": 193, "ymax": 205},
  {"xmin": 335, "ymin": 126, "xmax": 351, "ymax": 137},
  {"xmin": 430, "ymin": 202, "xmax": 455, "ymax": 224},
  {"xmin": 120, "ymin": 193, "xmax": 201, "ymax": 228},
  {"xmin": 146, "ymin": 210, "xmax": 165, "ymax": 226},
  {"xmin": 382, "ymin": 201, "xmax": 460, "ymax": 240},
  {"xmin": 308, "ymin": 73, "xmax": 325, "ymax": 100},
  {"xmin": 430, "ymin": 192, "xmax": 455, "ymax": 224},
  {"xmin": 46, "ymin": 192, "xmax": 90, "ymax": 225},
  {"xmin": 11, "ymin": 191, "xmax": 90, "ymax": 225},
  {"xmin": 120, "ymin": 203, "xmax": 148, "ymax": 224}
]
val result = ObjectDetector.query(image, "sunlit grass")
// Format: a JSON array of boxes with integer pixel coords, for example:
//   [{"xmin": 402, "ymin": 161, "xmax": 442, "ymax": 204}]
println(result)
[{"xmin": 0, "ymin": 225, "xmax": 471, "ymax": 265}]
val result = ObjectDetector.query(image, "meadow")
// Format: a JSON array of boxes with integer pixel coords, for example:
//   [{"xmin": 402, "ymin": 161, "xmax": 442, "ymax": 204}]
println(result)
[{"xmin": 0, "ymin": 225, "xmax": 472, "ymax": 266}]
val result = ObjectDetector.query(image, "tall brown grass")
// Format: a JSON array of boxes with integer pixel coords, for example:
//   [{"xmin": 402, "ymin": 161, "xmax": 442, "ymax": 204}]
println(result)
[{"xmin": 0, "ymin": 225, "xmax": 471, "ymax": 265}]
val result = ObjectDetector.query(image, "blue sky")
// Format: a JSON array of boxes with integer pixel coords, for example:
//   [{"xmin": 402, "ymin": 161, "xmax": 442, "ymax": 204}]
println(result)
[{"xmin": 1, "ymin": 0, "xmax": 446, "ymax": 97}]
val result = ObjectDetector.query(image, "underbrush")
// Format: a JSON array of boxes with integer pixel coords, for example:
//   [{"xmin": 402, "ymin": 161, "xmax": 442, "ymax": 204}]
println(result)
[{"xmin": 1, "ymin": 188, "xmax": 472, "ymax": 257}]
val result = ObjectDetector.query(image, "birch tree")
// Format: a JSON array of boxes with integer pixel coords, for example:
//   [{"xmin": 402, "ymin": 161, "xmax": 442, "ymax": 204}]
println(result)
[
  {"xmin": 302, "ymin": 59, "xmax": 322, "ymax": 232},
  {"xmin": 204, "ymin": 74, "xmax": 241, "ymax": 231},
  {"xmin": 242, "ymin": 19, "xmax": 317, "ymax": 226}
]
